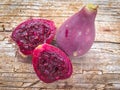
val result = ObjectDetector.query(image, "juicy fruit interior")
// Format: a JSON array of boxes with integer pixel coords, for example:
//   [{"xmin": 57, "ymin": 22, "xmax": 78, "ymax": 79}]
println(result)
[
  {"xmin": 37, "ymin": 51, "xmax": 67, "ymax": 82},
  {"xmin": 33, "ymin": 44, "xmax": 72, "ymax": 83},
  {"xmin": 11, "ymin": 19, "xmax": 56, "ymax": 55}
]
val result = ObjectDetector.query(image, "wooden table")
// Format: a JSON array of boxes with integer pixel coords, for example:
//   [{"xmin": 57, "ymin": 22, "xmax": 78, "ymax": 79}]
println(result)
[{"xmin": 0, "ymin": 0, "xmax": 120, "ymax": 90}]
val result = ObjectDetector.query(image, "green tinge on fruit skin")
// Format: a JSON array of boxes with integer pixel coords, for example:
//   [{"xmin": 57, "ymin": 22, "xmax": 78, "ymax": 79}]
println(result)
[{"xmin": 56, "ymin": 4, "xmax": 98, "ymax": 57}]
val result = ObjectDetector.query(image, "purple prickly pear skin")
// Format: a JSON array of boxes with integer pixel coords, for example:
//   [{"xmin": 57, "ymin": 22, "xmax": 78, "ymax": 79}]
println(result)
[{"xmin": 56, "ymin": 4, "xmax": 98, "ymax": 57}]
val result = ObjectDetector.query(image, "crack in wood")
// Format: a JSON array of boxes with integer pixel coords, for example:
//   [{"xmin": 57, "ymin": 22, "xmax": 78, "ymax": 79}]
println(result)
[
  {"xmin": 94, "ymin": 41, "xmax": 120, "ymax": 44},
  {"xmin": 1, "ymin": 24, "xmax": 5, "ymax": 31},
  {"xmin": 0, "ymin": 37, "xmax": 6, "ymax": 41},
  {"xmin": 26, "ymin": 80, "xmax": 40, "ymax": 87}
]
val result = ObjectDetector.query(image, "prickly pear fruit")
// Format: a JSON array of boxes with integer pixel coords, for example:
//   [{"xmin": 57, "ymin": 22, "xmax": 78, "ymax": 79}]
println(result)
[
  {"xmin": 56, "ymin": 4, "xmax": 98, "ymax": 57},
  {"xmin": 32, "ymin": 43, "xmax": 73, "ymax": 83},
  {"xmin": 11, "ymin": 19, "xmax": 56, "ymax": 55}
]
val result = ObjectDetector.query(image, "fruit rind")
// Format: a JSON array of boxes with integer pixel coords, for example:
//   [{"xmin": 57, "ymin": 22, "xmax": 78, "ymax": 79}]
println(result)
[{"xmin": 56, "ymin": 4, "xmax": 97, "ymax": 57}]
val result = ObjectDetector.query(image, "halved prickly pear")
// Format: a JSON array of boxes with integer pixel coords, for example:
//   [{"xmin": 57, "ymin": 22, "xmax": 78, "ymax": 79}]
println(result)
[
  {"xmin": 56, "ymin": 4, "xmax": 98, "ymax": 57},
  {"xmin": 32, "ymin": 43, "xmax": 73, "ymax": 83},
  {"xmin": 11, "ymin": 19, "xmax": 56, "ymax": 55}
]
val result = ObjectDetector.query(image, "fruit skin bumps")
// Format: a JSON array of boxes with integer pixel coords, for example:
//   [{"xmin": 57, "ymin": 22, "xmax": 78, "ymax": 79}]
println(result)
[
  {"xmin": 32, "ymin": 43, "xmax": 73, "ymax": 83},
  {"xmin": 11, "ymin": 19, "xmax": 56, "ymax": 55},
  {"xmin": 56, "ymin": 4, "xmax": 98, "ymax": 57}
]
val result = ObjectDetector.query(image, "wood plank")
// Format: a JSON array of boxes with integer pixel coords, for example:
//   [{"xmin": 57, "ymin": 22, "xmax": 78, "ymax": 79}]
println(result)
[
  {"xmin": 0, "ymin": 0, "xmax": 120, "ymax": 90},
  {"xmin": 0, "ymin": 37, "xmax": 120, "ymax": 73}
]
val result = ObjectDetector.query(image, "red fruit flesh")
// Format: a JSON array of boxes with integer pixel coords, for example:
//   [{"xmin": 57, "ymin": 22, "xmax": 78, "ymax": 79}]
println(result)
[
  {"xmin": 32, "ymin": 43, "xmax": 72, "ymax": 83},
  {"xmin": 56, "ymin": 4, "xmax": 98, "ymax": 57},
  {"xmin": 11, "ymin": 19, "xmax": 56, "ymax": 55}
]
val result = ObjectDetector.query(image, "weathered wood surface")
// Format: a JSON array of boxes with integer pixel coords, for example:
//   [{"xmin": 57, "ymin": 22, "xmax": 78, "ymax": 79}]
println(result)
[{"xmin": 0, "ymin": 0, "xmax": 120, "ymax": 90}]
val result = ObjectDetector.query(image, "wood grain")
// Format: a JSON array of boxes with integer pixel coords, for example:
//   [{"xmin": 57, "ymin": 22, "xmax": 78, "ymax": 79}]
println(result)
[{"xmin": 0, "ymin": 0, "xmax": 120, "ymax": 90}]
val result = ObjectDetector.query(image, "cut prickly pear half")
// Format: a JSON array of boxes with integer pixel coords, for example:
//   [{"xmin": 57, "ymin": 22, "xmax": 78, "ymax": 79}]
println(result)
[
  {"xmin": 32, "ymin": 43, "xmax": 73, "ymax": 83},
  {"xmin": 11, "ymin": 19, "xmax": 56, "ymax": 55},
  {"xmin": 56, "ymin": 4, "xmax": 98, "ymax": 57}
]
